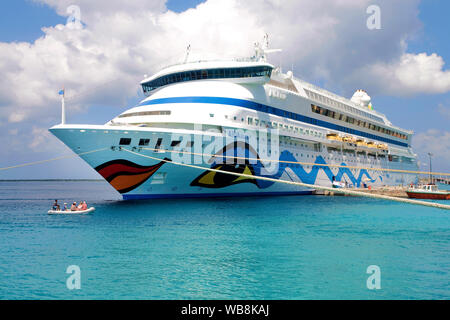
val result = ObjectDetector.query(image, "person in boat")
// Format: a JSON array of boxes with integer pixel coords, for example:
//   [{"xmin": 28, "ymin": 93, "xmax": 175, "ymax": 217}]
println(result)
[
  {"xmin": 70, "ymin": 202, "xmax": 77, "ymax": 211},
  {"xmin": 52, "ymin": 200, "xmax": 60, "ymax": 211},
  {"xmin": 77, "ymin": 201, "xmax": 83, "ymax": 210},
  {"xmin": 63, "ymin": 203, "xmax": 67, "ymax": 211},
  {"xmin": 81, "ymin": 201, "xmax": 87, "ymax": 210}
]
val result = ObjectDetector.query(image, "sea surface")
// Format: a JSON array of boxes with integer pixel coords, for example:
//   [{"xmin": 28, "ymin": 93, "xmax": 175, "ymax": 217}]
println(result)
[{"xmin": 0, "ymin": 180, "xmax": 449, "ymax": 300}]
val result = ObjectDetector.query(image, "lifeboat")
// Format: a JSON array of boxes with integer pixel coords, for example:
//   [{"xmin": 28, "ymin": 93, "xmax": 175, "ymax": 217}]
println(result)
[
  {"xmin": 376, "ymin": 143, "xmax": 388, "ymax": 152},
  {"xmin": 342, "ymin": 135, "xmax": 351, "ymax": 142},
  {"xmin": 356, "ymin": 139, "xmax": 367, "ymax": 147},
  {"xmin": 326, "ymin": 133, "xmax": 342, "ymax": 141}
]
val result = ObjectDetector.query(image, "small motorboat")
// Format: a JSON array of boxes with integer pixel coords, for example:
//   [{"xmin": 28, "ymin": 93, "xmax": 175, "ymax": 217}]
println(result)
[
  {"xmin": 406, "ymin": 184, "xmax": 450, "ymax": 200},
  {"xmin": 48, "ymin": 207, "xmax": 95, "ymax": 215},
  {"xmin": 332, "ymin": 181, "xmax": 345, "ymax": 188}
]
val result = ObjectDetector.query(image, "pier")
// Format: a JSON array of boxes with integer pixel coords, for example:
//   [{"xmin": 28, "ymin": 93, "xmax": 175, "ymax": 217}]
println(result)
[{"xmin": 313, "ymin": 186, "xmax": 408, "ymax": 198}]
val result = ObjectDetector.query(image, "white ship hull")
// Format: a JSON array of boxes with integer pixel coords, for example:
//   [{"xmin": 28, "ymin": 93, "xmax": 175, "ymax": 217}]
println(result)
[{"xmin": 50, "ymin": 124, "xmax": 418, "ymax": 200}]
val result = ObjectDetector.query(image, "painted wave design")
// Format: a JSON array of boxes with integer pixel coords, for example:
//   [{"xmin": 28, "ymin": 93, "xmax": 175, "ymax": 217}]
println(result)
[
  {"xmin": 191, "ymin": 142, "xmax": 377, "ymax": 189},
  {"xmin": 272, "ymin": 150, "xmax": 376, "ymax": 188},
  {"xmin": 95, "ymin": 159, "xmax": 169, "ymax": 194}
]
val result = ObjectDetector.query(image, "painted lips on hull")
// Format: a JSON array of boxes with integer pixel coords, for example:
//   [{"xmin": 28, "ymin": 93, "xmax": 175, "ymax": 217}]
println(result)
[{"xmin": 95, "ymin": 159, "xmax": 170, "ymax": 194}]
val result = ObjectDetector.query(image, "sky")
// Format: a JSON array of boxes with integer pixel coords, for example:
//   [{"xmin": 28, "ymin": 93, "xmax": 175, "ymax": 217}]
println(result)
[{"xmin": 0, "ymin": 0, "xmax": 449, "ymax": 179}]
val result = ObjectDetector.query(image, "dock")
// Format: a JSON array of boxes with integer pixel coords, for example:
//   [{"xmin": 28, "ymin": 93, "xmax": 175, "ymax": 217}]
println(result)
[{"xmin": 313, "ymin": 186, "xmax": 408, "ymax": 198}]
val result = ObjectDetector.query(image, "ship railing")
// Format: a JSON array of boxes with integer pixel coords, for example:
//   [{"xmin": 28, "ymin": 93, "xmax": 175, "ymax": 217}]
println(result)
[
  {"xmin": 293, "ymin": 76, "xmax": 413, "ymax": 135},
  {"xmin": 294, "ymin": 76, "xmax": 386, "ymax": 118},
  {"xmin": 160, "ymin": 56, "xmax": 259, "ymax": 70}
]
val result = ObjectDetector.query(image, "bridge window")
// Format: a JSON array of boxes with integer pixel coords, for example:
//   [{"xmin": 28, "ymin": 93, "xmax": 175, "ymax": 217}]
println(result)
[
  {"xmin": 118, "ymin": 110, "xmax": 171, "ymax": 118},
  {"xmin": 142, "ymin": 66, "xmax": 272, "ymax": 93}
]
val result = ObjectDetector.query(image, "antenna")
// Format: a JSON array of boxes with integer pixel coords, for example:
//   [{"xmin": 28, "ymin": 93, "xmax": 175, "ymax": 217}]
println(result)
[
  {"xmin": 184, "ymin": 44, "xmax": 191, "ymax": 63},
  {"xmin": 254, "ymin": 34, "xmax": 282, "ymax": 62}
]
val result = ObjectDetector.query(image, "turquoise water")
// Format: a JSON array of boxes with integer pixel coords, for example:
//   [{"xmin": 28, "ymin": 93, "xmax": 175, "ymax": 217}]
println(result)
[{"xmin": 0, "ymin": 180, "xmax": 449, "ymax": 300}]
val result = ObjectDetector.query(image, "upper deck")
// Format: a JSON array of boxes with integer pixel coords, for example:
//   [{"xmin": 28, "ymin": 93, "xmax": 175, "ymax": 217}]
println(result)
[
  {"xmin": 140, "ymin": 59, "xmax": 274, "ymax": 95},
  {"xmin": 127, "ymin": 45, "xmax": 414, "ymax": 150}
]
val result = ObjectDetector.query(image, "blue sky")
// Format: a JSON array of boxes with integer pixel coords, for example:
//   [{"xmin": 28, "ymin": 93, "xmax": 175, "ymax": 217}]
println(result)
[
  {"xmin": 0, "ymin": 0, "xmax": 205, "ymax": 42},
  {"xmin": 0, "ymin": 0, "xmax": 449, "ymax": 179}
]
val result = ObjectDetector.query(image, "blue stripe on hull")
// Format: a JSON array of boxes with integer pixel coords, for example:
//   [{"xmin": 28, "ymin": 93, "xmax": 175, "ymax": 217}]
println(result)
[
  {"xmin": 122, "ymin": 190, "xmax": 314, "ymax": 200},
  {"xmin": 139, "ymin": 96, "xmax": 409, "ymax": 148}
]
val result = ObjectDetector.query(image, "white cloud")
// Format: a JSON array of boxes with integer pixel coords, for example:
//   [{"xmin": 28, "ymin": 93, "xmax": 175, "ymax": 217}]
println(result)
[
  {"xmin": 365, "ymin": 53, "xmax": 450, "ymax": 96},
  {"xmin": 1, "ymin": 0, "xmax": 428, "ymax": 124},
  {"xmin": 413, "ymin": 129, "xmax": 450, "ymax": 172},
  {"xmin": 33, "ymin": 0, "xmax": 167, "ymax": 23},
  {"xmin": 1, "ymin": 0, "xmax": 450, "ymax": 174}
]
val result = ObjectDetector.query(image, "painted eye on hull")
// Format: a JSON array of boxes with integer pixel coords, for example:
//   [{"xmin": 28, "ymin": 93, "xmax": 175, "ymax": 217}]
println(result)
[
  {"xmin": 190, "ymin": 164, "xmax": 257, "ymax": 188},
  {"xmin": 191, "ymin": 142, "xmax": 267, "ymax": 189}
]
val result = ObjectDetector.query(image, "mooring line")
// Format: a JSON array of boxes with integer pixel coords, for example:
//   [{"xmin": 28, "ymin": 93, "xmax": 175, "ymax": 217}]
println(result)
[
  {"xmin": 123, "ymin": 148, "xmax": 450, "ymax": 211},
  {"xmin": 140, "ymin": 147, "xmax": 450, "ymax": 177},
  {"xmin": 0, "ymin": 148, "xmax": 107, "ymax": 171}
]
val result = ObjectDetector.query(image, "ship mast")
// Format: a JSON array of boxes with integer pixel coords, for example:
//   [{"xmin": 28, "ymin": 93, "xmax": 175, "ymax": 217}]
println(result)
[
  {"xmin": 254, "ymin": 34, "xmax": 282, "ymax": 62},
  {"xmin": 59, "ymin": 88, "xmax": 66, "ymax": 124}
]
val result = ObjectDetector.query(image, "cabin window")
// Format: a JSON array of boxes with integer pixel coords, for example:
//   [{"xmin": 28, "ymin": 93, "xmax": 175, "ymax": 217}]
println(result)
[
  {"xmin": 139, "ymin": 138, "xmax": 150, "ymax": 146},
  {"xmin": 171, "ymin": 140, "xmax": 181, "ymax": 147},
  {"xmin": 119, "ymin": 138, "xmax": 131, "ymax": 145},
  {"xmin": 308, "ymin": 104, "xmax": 407, "ymax": 140},
  {"xmin": 155, "ymin": 138, "xmax": 163, "ymax": 149}
]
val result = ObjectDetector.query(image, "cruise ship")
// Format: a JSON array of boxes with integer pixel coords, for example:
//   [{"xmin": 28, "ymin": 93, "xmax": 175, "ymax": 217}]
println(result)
[{"xmin": 50, "ymin": 39, "xmax": 419, "ymax": 199}]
